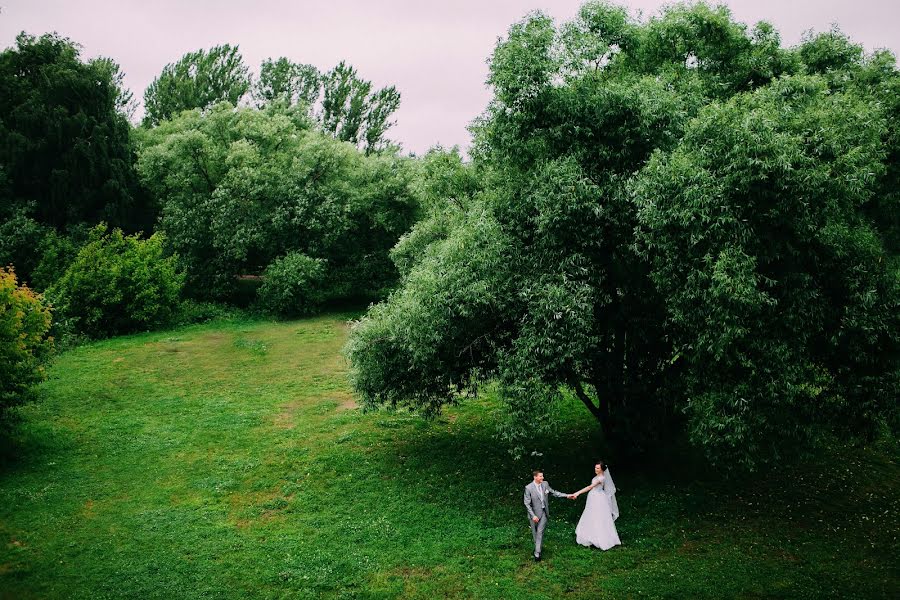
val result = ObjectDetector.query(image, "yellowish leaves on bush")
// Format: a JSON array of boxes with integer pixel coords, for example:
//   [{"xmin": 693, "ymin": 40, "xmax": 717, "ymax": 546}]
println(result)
[{"xmin": 0, "ymin": 267, "xmax": 53, "ymax": 411}]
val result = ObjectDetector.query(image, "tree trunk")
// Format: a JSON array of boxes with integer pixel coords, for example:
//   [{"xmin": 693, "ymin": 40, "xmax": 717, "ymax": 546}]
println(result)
[
  {"xmin": 573, "ymin": 380, "xmax": 604, "ymax": 425},
  {"xmin": 591, "ymin": 375, "xmax": 613, "ymax": 431}
]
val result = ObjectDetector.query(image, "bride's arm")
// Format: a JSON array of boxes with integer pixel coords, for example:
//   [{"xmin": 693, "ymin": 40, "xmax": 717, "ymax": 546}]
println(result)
[{"xmin": 573, "ymin": 482, "xmax": 596, "ymax": 497}]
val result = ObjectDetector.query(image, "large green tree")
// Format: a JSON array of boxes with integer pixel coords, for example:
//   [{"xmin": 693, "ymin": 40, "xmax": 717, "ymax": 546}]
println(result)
[
  {"xmin": 143, "ymin": 44, "xmax": 251, "ymax": 126},
  {"xmin": 0, "ymin": 33, "xmax": 148, "ymax": 229},
  {"xmin": 0, "ymin": 33, "xmax": 150, "ymax": 284},
  {"xmin": 347, "ymin": 1, "xmax": 899, "ymax": 465},
  {"xmin": 136, "ymin": 102, "xmax": 420, "ymax": 304},
  {"xmin": 632, "ymin": 75, "xmax": 899, "ymax": 463}
]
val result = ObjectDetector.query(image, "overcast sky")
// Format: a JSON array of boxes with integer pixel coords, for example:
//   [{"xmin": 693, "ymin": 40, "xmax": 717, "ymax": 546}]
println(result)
[{"xmin": 2, "ymin": 1, "xmax": 898, "ymax": 155}]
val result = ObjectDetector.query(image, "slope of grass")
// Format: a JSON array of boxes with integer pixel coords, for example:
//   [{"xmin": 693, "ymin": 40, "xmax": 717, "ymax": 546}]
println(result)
[{"xmin": 1, "ymin": 315, "xmax": 897, "ymax": 599}]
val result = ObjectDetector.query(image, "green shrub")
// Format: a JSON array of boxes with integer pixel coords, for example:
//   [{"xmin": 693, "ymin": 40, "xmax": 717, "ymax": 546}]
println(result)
[
  {"xmin": 256, "ymin": 252, "xmax": 326, "ymax": 317},
  {"xmin": 51, "ymin": 225, "xmax": 184, "ymax": 338},
  {"xmin": 0, "ymin": 214, "xmax": 88, "ymax": 293},
  {"xmin": 0, "ymin": 267, "xmax": 53, "ymax": 415},
  {"xmin": 31, "ymin": 228, "xmax": 83, "ymax": 292},
  {"xmin": 0, "ymin": 213, "xmax": 49, "ymax": 282}
]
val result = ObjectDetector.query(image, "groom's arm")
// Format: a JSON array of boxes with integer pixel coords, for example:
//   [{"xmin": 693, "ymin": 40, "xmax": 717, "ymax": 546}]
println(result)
[
  {"xmin": 546, "ymin": 483, "xmax": 569, "ymax": 498},
  {"xmin": 523, "ymin": 488, "xmax": 537, "ymax": 520}
]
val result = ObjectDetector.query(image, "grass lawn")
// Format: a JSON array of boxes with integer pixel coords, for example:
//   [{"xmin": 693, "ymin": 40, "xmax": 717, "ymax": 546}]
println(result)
[{"xmin": 1, "ymin": 315, "xmax": 897, "ymax": 599}]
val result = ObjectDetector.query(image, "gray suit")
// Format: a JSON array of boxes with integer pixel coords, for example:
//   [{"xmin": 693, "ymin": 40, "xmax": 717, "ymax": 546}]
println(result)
[{"xmin": 523, "ymin": 481, "xmax": 568, "ymax": 558}]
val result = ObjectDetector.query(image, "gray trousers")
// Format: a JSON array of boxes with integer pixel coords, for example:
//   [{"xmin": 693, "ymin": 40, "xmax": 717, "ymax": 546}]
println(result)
[{"xmin": 530, "ymin": 514, "xmax": 548, "ymax": 557}]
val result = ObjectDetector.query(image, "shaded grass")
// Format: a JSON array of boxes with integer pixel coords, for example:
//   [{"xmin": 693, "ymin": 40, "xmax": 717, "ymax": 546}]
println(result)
[{"xmin": 0, "ymin": 315, "xmax": 897, "ymax": 599}]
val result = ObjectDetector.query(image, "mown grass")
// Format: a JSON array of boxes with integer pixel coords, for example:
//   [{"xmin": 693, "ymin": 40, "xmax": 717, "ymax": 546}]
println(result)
[{"xmin": 1, "ymin": 315, "xmax": 897, "ymax": 599}]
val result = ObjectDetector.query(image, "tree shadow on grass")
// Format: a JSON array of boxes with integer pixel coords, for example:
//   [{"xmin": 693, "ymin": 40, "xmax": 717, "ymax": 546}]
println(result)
[
  {"xmin": 354, "ymin": 403, "xmax": 854, "ymax": 536},
  {"xmin": 0, "ymin": 409, "xmax": 77, "ymax": 475},
  {"xmin": 366, "ymin": 410, "xmax": 702, "ymax": 531}
]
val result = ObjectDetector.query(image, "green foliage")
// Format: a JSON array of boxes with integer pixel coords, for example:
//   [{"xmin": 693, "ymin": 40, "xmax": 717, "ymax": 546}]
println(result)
[
  {"xmin": 320, "ymin": 61, "xmax": 401, "ymax": 153},
  {"xmin": 256, "ymin": 252, "xmax": 327, "ymax": 317},
  {"xmin": 798, "ymin": 26, "xmax": 864, "ymax": 75},
  {"xmin": 487, "ymin": 10, "xmax": 557, "ymax": 108},
  {"xmin": 156, "ymin": 50, "xmax": 401, "ymax": 153},
  {"xmin": 253, "ymin": 57, "xmax": 320, "ymax": 109},
  {"xmin": 136, "ymin": 102, "xmax": 419, "ymax": 305},
  {"xmin": 391, "ymin": 147, "xmax": 482, "ymax": 277},
  {"xmin": 30, "ymin": 228, "xmax": 84, "ymax": 293},
  {"xmin": 0, "ymin": 212, "xmax": 48, "ymax": 281},
  {"xmin": 0, "ymin": 267, "xmax": 52, "ymax": 415},
  {"xmin": 143, "ymin": 44, "xmax": 251, "ymax": 126},
  {"xmin": 635, "ymin": 3, "xmax": 756, "ymax": 96},
  {"xmin": 349, "ymin": 1, "xmax": 900, "ymax": 466},
  {"xmin": 91, "ymin": 56, "xmax": 137, "ymax": 118},
  {"xmin": 50, "ymin": 225, "xmax": 183, "ymax": 338},
  {"xmin": 0, "ymin": 33, "xmax": 152, "ymax": 249},
  {"xmin": 558, "ymin": 0, "xmax": 636, "ymax": 77},
  {"xmin": 0, "ymin": 214, "xmax": 84, "ymax": 292},
  {"xmin": 632, "ymin": 75, "xmax": 900, "ymax": 465},
  {"xmin": 856, "ymin": 49, "xmax": 900, "ymax": 255},
  {"xmin": 347, "ymin": 202, "xmax": 515, "ymax": 418}
]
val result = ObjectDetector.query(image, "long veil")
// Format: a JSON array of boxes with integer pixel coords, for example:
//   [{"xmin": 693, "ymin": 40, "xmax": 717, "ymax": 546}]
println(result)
[{"xmin": 605, "ymin": 468, "xmax": 619, "ymax": 521}]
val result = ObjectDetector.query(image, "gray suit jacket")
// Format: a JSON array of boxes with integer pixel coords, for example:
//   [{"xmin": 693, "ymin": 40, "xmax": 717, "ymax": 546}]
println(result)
[{"xmin": 524, "ymin": 481, "xmax": 568, "ymax": 520}]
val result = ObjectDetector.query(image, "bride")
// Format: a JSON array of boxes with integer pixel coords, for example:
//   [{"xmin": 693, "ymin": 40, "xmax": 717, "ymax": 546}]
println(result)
[{"xmin": 572, "ymin": 460, "xmax": 621, "ymax": 550}]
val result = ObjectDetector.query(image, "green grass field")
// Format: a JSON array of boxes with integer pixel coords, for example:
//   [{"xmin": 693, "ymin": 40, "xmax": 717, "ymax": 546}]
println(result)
[{"xmin": 1, "ymin": 315, "xmax": 897, "ymax": 599}]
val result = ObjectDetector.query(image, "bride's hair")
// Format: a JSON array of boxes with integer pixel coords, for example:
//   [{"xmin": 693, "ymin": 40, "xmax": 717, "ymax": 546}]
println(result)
[{"xmin": 595, "ymin": 460, "xmax": 607, "ymax": 472}]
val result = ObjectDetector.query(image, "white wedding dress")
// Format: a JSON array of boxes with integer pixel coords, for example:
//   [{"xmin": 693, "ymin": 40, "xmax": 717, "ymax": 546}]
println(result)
[{"xmin": 575, "ymin": 471, "xmax": 621, "ymax": 550}]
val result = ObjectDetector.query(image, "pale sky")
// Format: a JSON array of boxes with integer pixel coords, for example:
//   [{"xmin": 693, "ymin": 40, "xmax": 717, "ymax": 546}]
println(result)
[{"xmin": 2, "ymin": 1, "xmax": 898, "ymax": 155}]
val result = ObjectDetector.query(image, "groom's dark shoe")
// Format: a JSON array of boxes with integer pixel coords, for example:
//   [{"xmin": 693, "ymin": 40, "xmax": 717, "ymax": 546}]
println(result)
[{"xmin": 535, "ymin": 553, "xmax": 542, "ymax": 562}]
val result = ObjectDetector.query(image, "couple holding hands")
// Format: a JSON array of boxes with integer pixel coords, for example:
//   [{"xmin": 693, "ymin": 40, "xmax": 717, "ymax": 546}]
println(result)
[{"xmin": 523, "ymin": 460, "xmax": 620, "ymax": 561}]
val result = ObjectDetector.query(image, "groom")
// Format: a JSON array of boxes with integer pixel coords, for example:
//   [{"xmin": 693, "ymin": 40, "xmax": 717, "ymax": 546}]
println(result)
[{"xmin": 524, "ymin": 469, "xmax": 574, "ymax": 561}]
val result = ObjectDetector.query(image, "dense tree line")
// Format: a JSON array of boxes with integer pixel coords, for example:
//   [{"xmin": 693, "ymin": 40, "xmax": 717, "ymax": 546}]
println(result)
[
  {"xmin": 144, "ymin": 45, "xmax": 401, "ymax": 154},
  {"xmin": 0, "ymin": 31, "xmax": 415, "ymax": 308},
  {"xmin": 347, "ymin": 2, "xmax": 900, "ymax": 466},
  {"xmin": 0, "ymin": 31, "xmax": 417, "ymax": 411}
]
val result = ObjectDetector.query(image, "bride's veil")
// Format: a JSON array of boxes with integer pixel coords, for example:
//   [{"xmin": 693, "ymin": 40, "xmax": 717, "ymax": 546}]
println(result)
[{"xmin": 605, "ymin": 468, "xmax": 620, "ymax": 521}]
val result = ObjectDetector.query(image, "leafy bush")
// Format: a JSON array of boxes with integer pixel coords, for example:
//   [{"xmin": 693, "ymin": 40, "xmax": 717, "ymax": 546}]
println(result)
[
  {"xmin": 31, "ymin": 228, "xmax": 83, "ymax": 292},
  {"xmin": 256, "ymin": 252, "xmax": 326, "ymax": 317},
  {"xmin": 0, "ymin": 214, "xmax": 88, "ymax": 292},
  {"xmin": 0, "ymin": 267, "xmax": 53, "ymax": 415},
  {"xmin": 0, "ymin": 213, "xmax": 49, "ymax": 282},
  {"xmin": 50, "ymin": 225, "xmax": 183, "ymax": 338}
]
